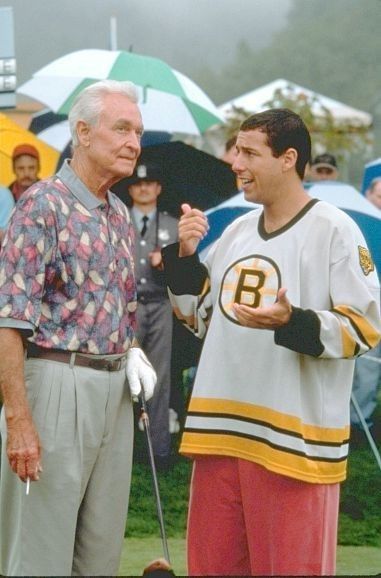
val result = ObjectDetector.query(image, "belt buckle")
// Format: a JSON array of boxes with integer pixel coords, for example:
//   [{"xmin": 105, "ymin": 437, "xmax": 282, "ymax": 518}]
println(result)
[{"xmin": 87, "ymin": 357, "xmax": 123, "ymax": 372}]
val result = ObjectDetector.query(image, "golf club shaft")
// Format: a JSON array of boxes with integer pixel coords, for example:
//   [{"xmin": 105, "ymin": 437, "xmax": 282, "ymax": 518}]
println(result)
[{"xmin": 140, "ymin": 391, "xmax": 171, "ymax": 564}]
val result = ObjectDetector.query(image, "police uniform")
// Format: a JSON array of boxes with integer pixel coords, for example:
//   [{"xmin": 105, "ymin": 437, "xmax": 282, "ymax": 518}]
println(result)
[{"xmin": 129, "ymin": 166, "xmax": 178, "ymax": 461}]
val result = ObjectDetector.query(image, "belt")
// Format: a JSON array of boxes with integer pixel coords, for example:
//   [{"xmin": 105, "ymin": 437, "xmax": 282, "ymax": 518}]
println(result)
[{"xmin": 26, "ymin": 346, "xmax": 128, "ymax": 372}]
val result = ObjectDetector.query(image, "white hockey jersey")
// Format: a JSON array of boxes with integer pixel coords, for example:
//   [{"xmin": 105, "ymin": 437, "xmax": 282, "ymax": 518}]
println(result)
[{"xmin": 163, "ymin": 199, "xmax": 381, "ymax": 483}]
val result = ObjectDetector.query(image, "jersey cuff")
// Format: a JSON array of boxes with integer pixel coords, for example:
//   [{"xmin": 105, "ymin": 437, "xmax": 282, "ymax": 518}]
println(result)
[
  {"xmin": 274, "ymin": 307, "xmax": 324, "ymax": 357},
  {"xmin": 162, "ymin": 243, "xmax": 208, "ymax": 295}
]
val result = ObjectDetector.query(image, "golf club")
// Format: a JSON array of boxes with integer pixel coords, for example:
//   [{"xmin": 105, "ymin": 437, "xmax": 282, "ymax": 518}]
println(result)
[{"xmin": 139, "ymin": 391, "xmax": 171, "ymax": 565}]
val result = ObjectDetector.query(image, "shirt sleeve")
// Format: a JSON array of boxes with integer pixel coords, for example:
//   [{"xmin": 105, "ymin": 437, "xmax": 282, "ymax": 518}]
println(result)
[
  {"xmin": 162, "ymin": 242, "xmax": 212, "ymax": 339},
  {"xmin": 275, "ymin": 221, "xmax": 381, "ymax": 359},
  {"xmin": 0, "ymin": 187, "xmax": 56, "ymax": 334}
]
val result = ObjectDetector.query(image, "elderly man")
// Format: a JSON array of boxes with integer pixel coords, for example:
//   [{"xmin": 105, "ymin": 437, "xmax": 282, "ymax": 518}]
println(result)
[
  {"xmin": 0, "ymin": 80, "xmax": 156, "ymax": 577},
  {"xmin": 8, "ymin": 143, "xmax": 41, "ymax": 201},
  {"xmin": 162, "ymin": 109, "xmax": 381, "ymax": 576}
]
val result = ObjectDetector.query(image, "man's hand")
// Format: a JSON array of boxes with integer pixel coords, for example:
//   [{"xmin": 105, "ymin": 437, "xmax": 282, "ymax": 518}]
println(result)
[
  {"xmin": 178, "ymin": 203, "xmax": 209, "ymax": 257},
  {"xmin": 6, "ymin": 413, "xmax": 42, "ymax": 482},
  {"xmin": 0, "ymin": 327, "xmax": 42, "ymax": 484},
  {"xmin": 232, "ymin": 288, "xmax": 292, "ymax": 329},
  {"xmin": 125, "ymin": 347, "xmax": 157, "ymax": 401},
  {"xmin": 148, "ymin": 250, "xmax": 163, "ymax": 269}
]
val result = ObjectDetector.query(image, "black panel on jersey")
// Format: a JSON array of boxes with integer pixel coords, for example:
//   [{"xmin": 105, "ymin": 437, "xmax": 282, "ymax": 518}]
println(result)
[
  {"xmin": 274, "ymin": 306, "xmax": 324, "ymax": 357},
  {"xmin": 162, "ymin": 242, "xmax": 208, "ymax": 295}
]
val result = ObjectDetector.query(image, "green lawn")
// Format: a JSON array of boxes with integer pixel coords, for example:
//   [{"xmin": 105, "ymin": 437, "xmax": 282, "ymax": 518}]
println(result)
[{"xmin": 119, "ymin": 538, "xmax": 381, "ymax": 576}]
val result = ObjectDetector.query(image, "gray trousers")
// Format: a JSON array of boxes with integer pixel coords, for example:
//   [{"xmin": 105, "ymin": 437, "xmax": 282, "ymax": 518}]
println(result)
[
  {"xmin": 136, "ymin": 299, "xmax": 173, "ymax": 457},
  {"xmin": 0, "ymin": 358, "xmax": 134, "ymax": 577}
]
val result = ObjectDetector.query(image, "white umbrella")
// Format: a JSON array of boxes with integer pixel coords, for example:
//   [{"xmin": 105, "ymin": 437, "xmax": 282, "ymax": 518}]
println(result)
[{"xmin": 17, "ymin": 49, "xmax": 224, "ymax": 136}]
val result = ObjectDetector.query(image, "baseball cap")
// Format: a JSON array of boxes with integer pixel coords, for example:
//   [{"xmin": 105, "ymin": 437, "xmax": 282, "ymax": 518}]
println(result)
[
  {"xmin": 311, "ymin": 153, "xmax": 337, "ymax": 170},
  {"xmin": 127, "ymin": 162, "xmax": 163, "ymax": 186},
  {"xmin": 12, "ymin": 144, "xmax": 40, "ymax": 162}
]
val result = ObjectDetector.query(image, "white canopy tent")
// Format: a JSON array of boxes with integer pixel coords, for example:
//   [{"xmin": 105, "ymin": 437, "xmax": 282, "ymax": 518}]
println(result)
[{"xmin": 219, "ymin": 79, "xmax": 372, "ymax": 128}]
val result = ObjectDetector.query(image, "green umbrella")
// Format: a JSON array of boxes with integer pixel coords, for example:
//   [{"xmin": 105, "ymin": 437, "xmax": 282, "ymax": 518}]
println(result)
[{"xmin": 18, "ymin": 49, "xmax": 224, "ymax": 135}]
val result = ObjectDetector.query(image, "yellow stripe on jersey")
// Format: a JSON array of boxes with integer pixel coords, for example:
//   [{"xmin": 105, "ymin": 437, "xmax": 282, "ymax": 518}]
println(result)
[
  {"xmin": 334, "ymin": 305, "xmax": 380, "ymax": 349},
  {"xmin": 340, "ymin": 324, "xmax": 359, "ymax": 357},
  {"xmin": 200, "ymin": 277, "xmax": 211, "ymax": 299},
  {"xmin": 188, "ymin": 397, "xmax": 349, "ymax": 443},
  {"xmin": 180, "ymin": 432, "xmax": 347, "ymax": 483}
]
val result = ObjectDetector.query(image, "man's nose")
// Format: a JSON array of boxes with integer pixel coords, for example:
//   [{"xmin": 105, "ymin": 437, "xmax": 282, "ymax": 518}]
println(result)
[{"xmin": 126, "ymin": 131, "xmax": 141, "ymax": 152}]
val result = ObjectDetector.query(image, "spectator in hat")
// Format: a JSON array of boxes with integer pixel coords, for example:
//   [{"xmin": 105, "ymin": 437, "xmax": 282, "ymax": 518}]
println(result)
[
  {"xmin": 127, "ymin": 163, "xmax": 179, "ymax": 468},
  {"xmin": 8, "ymin": 143, "xmax": 41, "ymax": 202},
  {"xmin": 308, "ymin": 153, "xmax": 339, "ymax": 181}
]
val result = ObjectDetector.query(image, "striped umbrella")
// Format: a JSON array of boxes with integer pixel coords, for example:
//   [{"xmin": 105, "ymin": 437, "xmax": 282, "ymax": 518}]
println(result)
[{"xmin": 17, "ymin": 49, "xmax": 224, "ymax": 135}]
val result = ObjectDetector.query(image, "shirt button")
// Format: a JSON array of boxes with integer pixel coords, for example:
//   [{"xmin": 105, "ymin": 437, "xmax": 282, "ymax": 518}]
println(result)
[
  {"xmin": 140, "ymin": 240, "xmax": 146, "ymax": 246},
  {"xmin": 140, "ymin": 278, "xmax": 147, "ymax": 284},
  {"xmin": 140, "ymin": 258, "xmax": 146, "ymax": 264}
]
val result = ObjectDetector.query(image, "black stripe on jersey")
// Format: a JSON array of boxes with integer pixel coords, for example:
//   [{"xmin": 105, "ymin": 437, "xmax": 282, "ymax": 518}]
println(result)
[
  {"xmin": 184, "ymin": 427, "xmax": 348, "ymax": 463},
  {"xmin": 187, "ymin": 411, "xmax": 350, "ymax": 447},
  {"xmin": 332, "ymin": 308, "xmax": 372, "ymax": 350}
]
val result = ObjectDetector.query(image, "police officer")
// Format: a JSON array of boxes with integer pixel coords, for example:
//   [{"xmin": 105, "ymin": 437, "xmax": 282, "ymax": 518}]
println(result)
[{"xmin": 127, "ymin": 163, "xmax": 179, "ymax": 467}]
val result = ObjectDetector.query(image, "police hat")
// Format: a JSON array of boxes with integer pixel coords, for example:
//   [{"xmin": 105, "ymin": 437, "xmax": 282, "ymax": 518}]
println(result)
[{"xmin": 127, "ymin": 162, "xmax": 163, "ymax": 186}]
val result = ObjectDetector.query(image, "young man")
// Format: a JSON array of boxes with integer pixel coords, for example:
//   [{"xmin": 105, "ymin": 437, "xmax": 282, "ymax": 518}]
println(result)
[
  {"xmin": 127, "ymin": 164, "xmax": 178, "ymax": 468},
  {"xmin": 8, "ymin": 143, "xmax": 41, "ymax": 201},
  {"xmin": 0, "ymin": 80, "xmax": 156, "ymax": 577},
  {"xmin": 162, "ymin": 109, "xmax": 381, "ymax": 576}
]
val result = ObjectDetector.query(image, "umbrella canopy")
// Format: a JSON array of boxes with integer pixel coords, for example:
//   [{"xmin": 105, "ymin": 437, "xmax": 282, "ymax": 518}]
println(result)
[
  {"xmin": 0, "ymin": 112, "xmax": 60, "ymax": 186},
  {"xmin": 17, "ymin": 49, "xmax": 224, "ymax": 135},
  {"xmin": 361, "ymin": 157, "xmax": 381, "ymax": 194},
  {"xmin": 199, "ymin": 181, "xmax": 381, "ymax": 278},
  {"xmin": 111, "ymin": 141, "xmax": 239, "ymax": 218}
]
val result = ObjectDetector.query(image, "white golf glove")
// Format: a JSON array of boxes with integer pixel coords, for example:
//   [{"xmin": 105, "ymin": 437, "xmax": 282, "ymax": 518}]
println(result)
[{"xmin": 125, "ymin": 347, "xmax": 157, "ymax": 401}]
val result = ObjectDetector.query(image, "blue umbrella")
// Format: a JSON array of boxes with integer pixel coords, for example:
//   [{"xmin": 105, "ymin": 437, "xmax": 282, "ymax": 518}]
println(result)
[
  {"xmin": 361, "ymin": 157, "xmax": 381, "ymax": 195},
  {"xmin": 199, "ymin": 181, "xmax": 381, "ymax": 278}
]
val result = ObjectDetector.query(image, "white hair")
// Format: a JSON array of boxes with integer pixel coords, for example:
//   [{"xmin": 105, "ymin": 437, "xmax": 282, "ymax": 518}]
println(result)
[{"xmin": 68, "ymin": 79, "xmax": 139, "ymax": 147}]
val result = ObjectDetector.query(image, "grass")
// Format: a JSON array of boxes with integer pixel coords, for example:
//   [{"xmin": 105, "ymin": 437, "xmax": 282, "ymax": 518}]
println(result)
[{"xmin": 118, "ymin": 538, "xmax": 381, "ymax": 576}]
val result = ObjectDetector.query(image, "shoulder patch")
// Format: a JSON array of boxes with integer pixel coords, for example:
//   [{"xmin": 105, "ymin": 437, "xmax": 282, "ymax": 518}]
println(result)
[{"xmin": 358, "ymin": 245, "xmax": 374, "ymax": 276}]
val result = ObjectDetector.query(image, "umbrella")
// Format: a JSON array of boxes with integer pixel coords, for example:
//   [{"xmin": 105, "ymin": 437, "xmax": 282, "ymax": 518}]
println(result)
[
  {"xmin": 0, "ymin": 112, "xmax": 60, "ymax": 186},
  {"xmin": 17, "ymin": 49, "xmax": 224, "ymax": 135},
  {"xmin": 111, "ymin": 141, "xmax": 239, "ymax": 218},
  {"xmin": 199, "ymin": 181, "xmax": 381, "ymax": 278},
  {"xmin": 361, "ymin": 157, "xmax": 381, "ymax": 194}
]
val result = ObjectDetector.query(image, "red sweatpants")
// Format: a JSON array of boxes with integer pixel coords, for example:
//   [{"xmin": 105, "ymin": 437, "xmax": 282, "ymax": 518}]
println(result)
[{"xmin": 187, "ymin": 456, "xmax": 340, "ymax": 576}]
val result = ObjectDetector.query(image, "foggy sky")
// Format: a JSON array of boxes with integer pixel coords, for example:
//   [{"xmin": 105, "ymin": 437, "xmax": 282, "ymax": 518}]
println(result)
[{"xmin": 0, "ymin": 0, "xmax": 291, "ymax": 97}]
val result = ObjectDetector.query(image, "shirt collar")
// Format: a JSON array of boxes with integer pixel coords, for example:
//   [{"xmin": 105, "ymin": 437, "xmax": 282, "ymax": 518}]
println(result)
[
  {"xmin": 57, "ymin": 160, "xmax": 119, "ymax": 211},
  {"xmin": 131, "ymin": 207, "xmax": 157, "ymax": 223}
]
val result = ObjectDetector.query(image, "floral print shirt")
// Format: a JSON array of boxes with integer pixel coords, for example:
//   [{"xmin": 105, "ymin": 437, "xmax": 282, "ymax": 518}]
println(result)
[{"xmin": 0, "ymin": 161, "xmax": 137, "ymax": 354}]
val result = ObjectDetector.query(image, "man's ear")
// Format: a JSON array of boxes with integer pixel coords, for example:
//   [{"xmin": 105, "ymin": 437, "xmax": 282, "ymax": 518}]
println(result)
[
  {"xmin": 282, "ymin": 148, "xmax": 298, "ymax": 172},
  {"xmin": 76, "ymin": 120, "xmax": 91, "ymax": 147}
]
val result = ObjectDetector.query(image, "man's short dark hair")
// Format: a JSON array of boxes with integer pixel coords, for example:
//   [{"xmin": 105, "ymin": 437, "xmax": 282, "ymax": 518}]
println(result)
[{"xmin": 239, "ymin": 109, "xmax": 311, "ymax": 180}]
